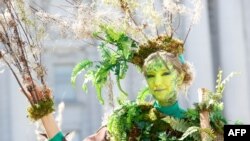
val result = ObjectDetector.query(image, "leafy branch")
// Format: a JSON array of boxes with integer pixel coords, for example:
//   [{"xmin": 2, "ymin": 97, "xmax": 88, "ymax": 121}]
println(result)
[
  {"xmin": 197, "ymin": 69, "xmax": 238, "ymax": 111},
  {"xmin": 71, "ymin": 25, "xmax": 138, "ymax": 104}
]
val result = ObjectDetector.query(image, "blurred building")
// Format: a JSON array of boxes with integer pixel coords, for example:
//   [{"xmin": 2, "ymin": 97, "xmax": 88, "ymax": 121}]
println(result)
[{"xmin": 1, "ymin": 0, "xmax": 250, "ymax": 141}]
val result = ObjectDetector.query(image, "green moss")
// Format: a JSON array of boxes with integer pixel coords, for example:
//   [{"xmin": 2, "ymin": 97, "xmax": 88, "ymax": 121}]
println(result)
[
  {"xmin": 27, "ymin": 96, "xmax": 55, "ymax": 121},
  {"xmin": 131, "ymin": 35, "xmax": 184, "ymax": 68}
]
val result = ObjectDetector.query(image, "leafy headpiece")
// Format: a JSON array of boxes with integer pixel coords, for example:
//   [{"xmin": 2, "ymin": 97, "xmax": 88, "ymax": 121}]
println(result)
[{"xmin": 69, "ymin": 0, "xmax": 202, "ymax": 104}]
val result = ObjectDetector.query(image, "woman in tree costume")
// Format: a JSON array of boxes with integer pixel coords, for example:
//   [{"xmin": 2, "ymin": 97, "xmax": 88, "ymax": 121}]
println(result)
[
  {"xmin": 0, "ymin": 0, "xmax": 235, "ymax": 140},
  {"xmin": 44, "ymin": 30, "xmax": 227, "ymax": 140}
]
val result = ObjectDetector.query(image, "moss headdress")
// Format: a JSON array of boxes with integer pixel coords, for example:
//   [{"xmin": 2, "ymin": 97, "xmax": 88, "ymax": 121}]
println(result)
[{"xmin": 131, "ymin": 35, "xmax": 184, "ymax": 68}]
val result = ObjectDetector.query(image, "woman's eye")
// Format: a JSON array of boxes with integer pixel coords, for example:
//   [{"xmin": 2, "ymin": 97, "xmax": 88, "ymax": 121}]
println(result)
[
  {"xmin": 146, "ymin": 74, "xmax": 154, "ymax": 78},
  {"xmin": 162, "ymin": 72, "xmax": 171, "ymax": 76}
]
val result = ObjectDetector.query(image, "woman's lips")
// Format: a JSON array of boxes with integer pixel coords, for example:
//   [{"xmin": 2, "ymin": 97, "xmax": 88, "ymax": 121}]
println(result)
[{"xmin": 154, "ymin": 88, "xmax": 166, "ymax": 92}]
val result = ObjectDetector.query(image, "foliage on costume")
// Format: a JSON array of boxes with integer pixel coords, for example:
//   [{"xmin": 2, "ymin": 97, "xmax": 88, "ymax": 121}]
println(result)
[
  {"xmin": 107, "ymin": 102, "xmax": 199, "ymax": 141},
  {"xmin": 106, "ymin": 70, "xmax": 236, "ymax": 141},
  {"xmin": 107, "ymin": 101, "xmax": 225, "ymax": 141},
  {"xmin": 196, "ymin": 70, "xmax": 238, "ymax": 112}
]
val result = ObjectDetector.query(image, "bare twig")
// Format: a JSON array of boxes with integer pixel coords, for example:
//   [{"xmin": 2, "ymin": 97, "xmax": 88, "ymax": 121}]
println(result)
[
  {"xmin": 2, "ymin": 56, "xmax": 34, "ymax": 105},
  {"xmin": 183, "ymin": 24, "xmax": 193, "ymax": 45},
  {"xmin": 1, "ymin": 0, "xmax": 49, "ymax": 104},
  {"xmin": 118, "ymin": 0, "xmax": 149, "ymax": 41}
]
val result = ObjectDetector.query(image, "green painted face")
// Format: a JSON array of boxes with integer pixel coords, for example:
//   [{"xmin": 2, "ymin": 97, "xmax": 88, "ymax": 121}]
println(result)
[{"xmin": 144, "ymin": 58, "xmax": 182, "ymax": 106}]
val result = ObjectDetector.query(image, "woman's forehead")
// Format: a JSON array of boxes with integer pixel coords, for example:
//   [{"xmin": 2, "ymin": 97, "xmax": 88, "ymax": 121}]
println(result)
[{"xmin": 145, "ymin": 58, "xmax": 173, "ymax": 72}]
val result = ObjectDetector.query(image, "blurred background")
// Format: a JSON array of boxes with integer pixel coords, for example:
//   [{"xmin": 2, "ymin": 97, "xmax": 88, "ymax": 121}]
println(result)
[{"xmin": 1, "ymin": 0, "xmax": 250, "ymax": 140}]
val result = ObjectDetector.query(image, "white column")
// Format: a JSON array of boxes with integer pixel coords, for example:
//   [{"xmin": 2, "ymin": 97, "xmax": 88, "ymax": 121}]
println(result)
[
  {"xmin": 218, "ymin": 0, "xmax": 250, "ymax": 123},
  {"xmin": 184, "ymin": 0, "xmax": 214, "ymax": 107}
]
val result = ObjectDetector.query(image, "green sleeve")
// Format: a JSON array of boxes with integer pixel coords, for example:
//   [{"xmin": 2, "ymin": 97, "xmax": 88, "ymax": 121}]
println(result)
[{"xmin": 49, "ymin": 132, "xmax": 64, "ymax": 141}]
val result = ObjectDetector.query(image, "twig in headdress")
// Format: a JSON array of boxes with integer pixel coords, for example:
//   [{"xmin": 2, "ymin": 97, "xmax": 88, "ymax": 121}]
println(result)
[
  {"xmin": 118, "ymin": 0, "xmax": 149, "ymax": 41},
  {"xmin": 183, "ymin": 24, "xmax": 193, "ymax": 45}
]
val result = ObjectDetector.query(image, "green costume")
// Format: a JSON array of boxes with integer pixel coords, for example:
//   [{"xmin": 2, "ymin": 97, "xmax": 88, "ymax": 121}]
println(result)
[
  {"xmin": 49, "ymin": 132, "xmax": 64, "ymax": 141},
  {"xmin": 154, "ymin": 101, "xmax": 186, "ymax": 119}
]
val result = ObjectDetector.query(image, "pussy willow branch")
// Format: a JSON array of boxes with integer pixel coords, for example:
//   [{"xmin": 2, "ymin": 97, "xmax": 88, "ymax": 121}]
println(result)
[
  {"xmin": 5, "ymin": 0, "xmax": 40, "ymax": 103},
  {"xmin": 14, "ymin": 14, "xmax": 39, "ymax": 63},
  {"xmin": 152, "ymin": 0, "xmax": 159, "ymax": 37},
  {"xmin": 170, "ymin": 13, "xmax": 174, "ymax": 38},
  {"xmin": 118, "ymin": 0, "xmax": 149, "ymax": 41},
  {"xmin": 0, "ymin": 9, "xmax": 23, "ymax": 72},
  {"xmin": 163, "ymin": 10, "xmax": 177, "ymax": 38},
  {"xmin": 17, "ymin": 5, "xmax": 46, "ymax": 86},
  {"xmin": 9, "ymin": 10, "xmax": 39, "ymax": 103},
  {"xmin": 10, "ymin": 1, "xmax": 41, "ymax": 64},
  {"xmin": 163, "ymin": 11, "xmax": 170, "ymax": 36},
  {"xmin": 2, "ymin": 56, "xmax": 34, "ymax": 105},
  {"xmin": 0, "ymin": 21, "xmax": 23, "ymax": 72},
  {"xmin": 10, "ymin": 2, "xmax": 32, "ymax": 48},
  {"xmin": 27, "ymin": 7, "xmax": 47, "ymax": 79}
]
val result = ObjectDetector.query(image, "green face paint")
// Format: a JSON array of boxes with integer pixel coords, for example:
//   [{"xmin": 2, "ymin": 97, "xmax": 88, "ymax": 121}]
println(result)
[{"xmin": 144, "ymin": 58, "xmax": 180, "ymax": 106}]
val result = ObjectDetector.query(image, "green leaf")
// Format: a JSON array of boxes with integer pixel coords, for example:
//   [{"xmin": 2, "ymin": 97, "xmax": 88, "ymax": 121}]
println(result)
[
  {"xmin": 71, "ymin": 60, "xmax": 93, "ymax": 86},
  {"xmin": 119, "ymin": 35, "xmax": 133, "ymax": 59},
  {"xmin": 103, "ymin": 26, "xmax": 123, "ymax": 42},
  {"xmin": 81, "ymin": 70, "xmax": 95, "ymax": 93},
  {"xmin": 94, "ymin": 66, "xmax": 109, "ymax": 83},
  {"xmin": 92, "ymin": 31, "xmax": 102, "ymax": 37},
  {"xmin": 96, "ymin": 84, "xmax": 104, "ymax": 104},
  {"xmin": 82, "ymin": 83, "xmax": 88, "ymax": 92},
  {"xmin": 115, "ymin": 62, "xmax": 128, "ymax": 79},
  {"xmin": 116, "ymin": 75, "xmax": 128, "ymax": 98},
  {"xmin": 117, "ymin": 92, "xmax": 128, "ymax": 105},
  {"xmin": 114, "ymin": 63, "xmax": 120, "ymax": 76},
  {"xmin": 179, "ymin": 126, "xmax": 199, "ymax": 140},
  {"xmin": 136, "ymin": 87, "xmax": 150, "ymax": 103},
  {"xmin": 99, "ymin": 25, "xmax": 121, "ymax": 43},
  {"xmin": 119, "ymin": 63, "xmax": 128, "ymax": 79},
  {"xmin": 93, "ymin": 66, "xmax": 110, "ymax": 104},
  {"xmin": 98, "ymin": 43, "xmax": 112, "ymax": 61}
]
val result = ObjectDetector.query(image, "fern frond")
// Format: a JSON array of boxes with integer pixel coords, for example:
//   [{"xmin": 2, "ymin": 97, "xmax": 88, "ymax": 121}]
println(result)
[
  {"xmin": 221, "ymin": 72, "xmax": 239, "ymax": 85},
  {"xmin": 71, "ymin": 60, "xmax": 93, "ymax": 86},
  {"xmin": 163, "ymin": 116, "xmax": 190, "ymax": 132},
  {"xmin": 98, "ymin": 42, "xmax": 112, "ymax": 61},
  {"xmin": 136, "ymin": 87, "xmax": 150, "ymax": 103},
  {"xmin": 82, "ymin": 70, "xmax": 95, "ymax": 92},
  {"xmin": 179, "ymin": 126, "xmax": 199, "ymax": 140},
  {"xmin": 199, "ymin": 128, "xmax": 216, "ymax": 140}
]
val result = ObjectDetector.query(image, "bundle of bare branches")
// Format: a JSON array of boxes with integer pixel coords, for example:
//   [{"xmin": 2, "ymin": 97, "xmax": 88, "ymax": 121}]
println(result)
[{"xmin": 0, "ymin": 0, "xmax": 54, "ymax": 121}]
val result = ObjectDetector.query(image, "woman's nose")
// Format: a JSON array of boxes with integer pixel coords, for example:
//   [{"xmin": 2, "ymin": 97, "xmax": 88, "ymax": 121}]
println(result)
[{"xmin": 154, "ymin": 75, "xmax": 162, "ymax": 87}]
